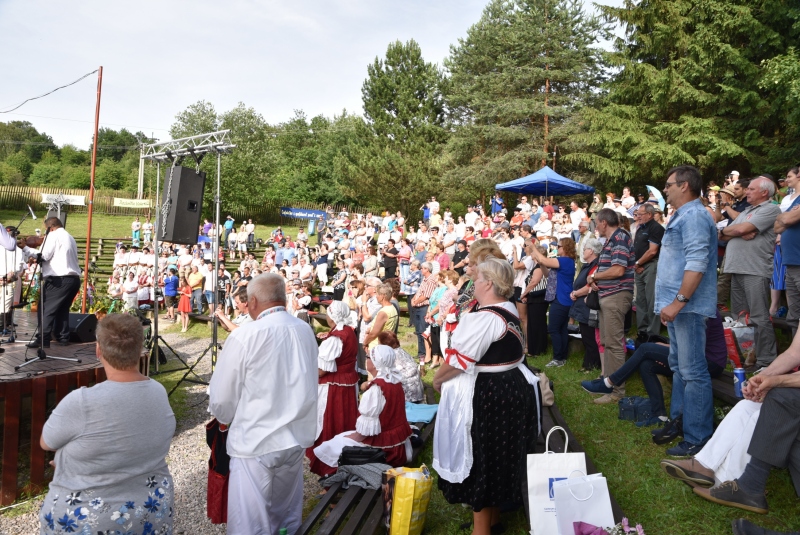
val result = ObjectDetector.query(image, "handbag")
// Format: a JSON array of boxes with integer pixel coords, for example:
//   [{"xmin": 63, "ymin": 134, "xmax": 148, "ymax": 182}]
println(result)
[
  {"xmin": 530, "ymin": 368, "xmax": 554, "ymax": 407},
  {"xmin": 205, "ymin": 418, "xmax": 230, "ymax": 524},
  {"xmin": 382, "ymin": 465, "xmax": 433, "ymax": 535},
  {"xmin": 552, "ymin": 473, "xmax": 615, "ymax": 535},
  {"xmin": 527, "ymin": 427, "xmax": 588, "ymax": 535},
  {"xmin": 338, "ymin": 445, "xmax": 387, "ymax": 466},
  {"xmin": 584, "ymin": 290, "xmax": 600, "ymax": 311},
  {"xmin": 618, "ymin": 396, "xmax": 652, "ymax": 423},
  {"xmin": 544, "ymin": 269, "xmax": 558, "ymax": 303},
  {"xmin": 527, "ymin": 266, "xmax": 548, "ymax": 299}
]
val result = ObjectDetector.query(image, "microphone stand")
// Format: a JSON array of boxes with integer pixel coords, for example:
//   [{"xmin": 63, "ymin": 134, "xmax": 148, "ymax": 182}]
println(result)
[{"xmin": 16, "ymin": 226, "xmax": 81, "ymax": 370}]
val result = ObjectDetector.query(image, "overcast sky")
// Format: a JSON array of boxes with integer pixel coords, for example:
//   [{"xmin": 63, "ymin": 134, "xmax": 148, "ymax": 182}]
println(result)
[{"xmin": 0, "ymin": 0, "xmax": 624, "ymax": 150}]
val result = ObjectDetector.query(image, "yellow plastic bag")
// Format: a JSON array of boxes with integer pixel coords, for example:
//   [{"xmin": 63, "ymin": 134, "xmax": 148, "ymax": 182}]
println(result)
[{"xmin": 382, "ymin": 465, "xmax": 432, "ymax": 535}]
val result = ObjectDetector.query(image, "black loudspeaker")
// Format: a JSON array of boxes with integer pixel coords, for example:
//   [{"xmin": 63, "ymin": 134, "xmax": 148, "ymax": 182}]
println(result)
[
  {"xmin": 68, "ymin": 313, "xmax": 98, "ymax": 343},
  {"xmin": 46, "ymin": 209, "xmax": 67, "ymax": 229},
  {"xmin": 159, "ymin": 166, "xmax": 206, "ymax": 244}
]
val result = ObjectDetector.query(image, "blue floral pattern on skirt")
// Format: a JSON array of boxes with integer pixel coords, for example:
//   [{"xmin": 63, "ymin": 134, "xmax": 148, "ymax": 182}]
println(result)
[{"xmin": 40, "ymin": 475, "xmax": 173, "ymax": 535}]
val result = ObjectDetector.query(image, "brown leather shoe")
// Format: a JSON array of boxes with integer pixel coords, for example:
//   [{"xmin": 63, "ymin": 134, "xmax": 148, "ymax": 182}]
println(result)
[
  {"xmin": 693, "ymin": 480, "xmax": 768, "ymax": 514},
  {"xmin": 661, "ymin": 458, "xmax": 714, "ymax": 488}
]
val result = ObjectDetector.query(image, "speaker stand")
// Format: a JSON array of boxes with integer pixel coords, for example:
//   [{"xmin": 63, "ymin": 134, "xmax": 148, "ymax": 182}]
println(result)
[
  {"xmin": 147, "ymin": 334, "xmax": 191, "ymax": 376},
  {"xmin": 167, "ymin": 338, "xmax": 217, "ymax": 397}
]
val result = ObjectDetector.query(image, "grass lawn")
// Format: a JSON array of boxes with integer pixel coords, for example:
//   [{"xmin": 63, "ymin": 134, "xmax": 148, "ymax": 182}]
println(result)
[
  {"xmin": 3, "ymin": 210, "xmax": 797, "ymax": 533},
  {"xmin": 397, "ymin": 321, "xmax": 800, "ymax": 535}
]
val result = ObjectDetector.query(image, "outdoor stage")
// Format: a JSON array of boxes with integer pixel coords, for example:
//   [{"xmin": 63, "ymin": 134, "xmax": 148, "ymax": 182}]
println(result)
[
  {"xmin": 0, "ymin": 311, "xmax": 105, "ymax": 505},
  {"xmin": 0, "ymin": 311, "xmax": 101, "ymax": 382}
]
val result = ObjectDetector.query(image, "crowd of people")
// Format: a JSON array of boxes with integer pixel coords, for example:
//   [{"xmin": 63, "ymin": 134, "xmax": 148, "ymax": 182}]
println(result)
[{"xmin": 23, "ymin": 162, "xmax": 800, "ymax": 535}]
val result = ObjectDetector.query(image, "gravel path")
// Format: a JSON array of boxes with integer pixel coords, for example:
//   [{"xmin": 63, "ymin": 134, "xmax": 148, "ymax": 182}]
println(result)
[{"xmin": 0, "ymin": 331, "xmax": 322, "ymax": 535}]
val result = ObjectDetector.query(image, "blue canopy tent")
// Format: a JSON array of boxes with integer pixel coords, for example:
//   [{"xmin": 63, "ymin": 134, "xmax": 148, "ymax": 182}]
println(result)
[{"xmin": 495, "ymin": 165, "xmax": 595, "ymax": 197}]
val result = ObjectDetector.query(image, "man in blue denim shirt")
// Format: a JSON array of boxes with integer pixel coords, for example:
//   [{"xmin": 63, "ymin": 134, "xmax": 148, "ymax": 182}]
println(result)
[{"xmin": 654, "ymin": 165, "xmax": 718, "ymax": 457}]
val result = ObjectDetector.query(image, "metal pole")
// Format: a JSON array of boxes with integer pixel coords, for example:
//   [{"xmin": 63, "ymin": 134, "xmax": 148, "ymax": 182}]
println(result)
[
  {"xmin": 212, "ymin": 151, "xmax": 221, "ymax": 371},
  {"xmin": 150, "ymin": 161, "xmax": 160, "ymax": 376},
  {"xmin": 81, "ymin": 66, "xmax": 103, "ymax": 313}
]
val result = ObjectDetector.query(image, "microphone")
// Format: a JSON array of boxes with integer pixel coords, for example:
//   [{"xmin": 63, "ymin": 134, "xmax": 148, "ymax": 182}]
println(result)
[{"xmin": 27, "ymin": 206, "xmax": 37, "ymax": 220}]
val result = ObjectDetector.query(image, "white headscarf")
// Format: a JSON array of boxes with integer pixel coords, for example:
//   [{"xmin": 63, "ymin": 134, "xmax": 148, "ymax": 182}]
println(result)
[
  {"xmin": 327, "ymin": 300, "xmax": 355, "ymax": 330},
  {"xmin": 370, "ymin": 345, "xmax": 402, "ymax": 384}
]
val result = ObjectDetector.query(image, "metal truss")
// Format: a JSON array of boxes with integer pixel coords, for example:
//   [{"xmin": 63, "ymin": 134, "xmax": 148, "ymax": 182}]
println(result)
[{"xmin": 140, "ymin": 130, "xmax": 236, "ymax": 162}]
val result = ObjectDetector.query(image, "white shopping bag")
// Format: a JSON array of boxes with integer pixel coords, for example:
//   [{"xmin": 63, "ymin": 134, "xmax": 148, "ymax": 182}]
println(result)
[
  {"xmin": 552, "ymin": 473, "xmax": 615, "ymax": 535},
  {"xmin": 526, "ymin": 426, "xmax": 587, "ymax": 535}
]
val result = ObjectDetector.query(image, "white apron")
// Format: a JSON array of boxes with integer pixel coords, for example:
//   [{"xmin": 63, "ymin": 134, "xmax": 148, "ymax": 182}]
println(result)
[{"xmin": 433, "ymin": 357, "xmax": 540, "ymax": 483}]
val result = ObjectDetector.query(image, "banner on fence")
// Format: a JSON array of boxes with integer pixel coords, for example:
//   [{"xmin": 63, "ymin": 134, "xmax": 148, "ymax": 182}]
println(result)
[
  {"xmin": 113, "ymin": 198, "xmax": 152, "ymax": 208},
  {"xmin": 40, "ymin": 193, "xmax": 86, "ymax": 206},
  {"xmin": 280, "ymin": 207, "xmax": 326, "ymax": 219}
]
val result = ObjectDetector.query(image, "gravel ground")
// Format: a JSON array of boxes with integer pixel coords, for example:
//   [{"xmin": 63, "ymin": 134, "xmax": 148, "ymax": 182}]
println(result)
[{"xmin": 0, "ymin": 331, "xmax": 323, "ymax": 535}]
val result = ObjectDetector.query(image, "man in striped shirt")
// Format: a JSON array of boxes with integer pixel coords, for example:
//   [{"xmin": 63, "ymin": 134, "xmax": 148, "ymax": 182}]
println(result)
[
  {"xmin": 411, "ymin": 262, "xmax": 438, "ymax": 360},
  {"xmin": 586, "ymin": 208, "xmax": 635, "ymax": 404}
]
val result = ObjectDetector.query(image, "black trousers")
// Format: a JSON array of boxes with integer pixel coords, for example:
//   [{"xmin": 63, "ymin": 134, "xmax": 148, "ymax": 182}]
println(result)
[
  {"xmin": 748, "ymin": 387, "xmax": 800, "ymax": 496},
  {"xmin": 579, "ymin": 322, "xmax": 601, "ymax": 370},
  {"xmin": 39, "ymin": 276, "xmax": 81, "ymax": 343}
]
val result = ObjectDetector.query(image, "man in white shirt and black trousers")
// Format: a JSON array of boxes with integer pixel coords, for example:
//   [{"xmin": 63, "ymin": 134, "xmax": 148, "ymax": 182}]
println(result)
[
  {"xmin": 27, "ymin": 217, "xmax": 81, "ymax": 348},
  {"xmin": 209, "ymin": 273, "xmax": 318, "ymax": 534}
]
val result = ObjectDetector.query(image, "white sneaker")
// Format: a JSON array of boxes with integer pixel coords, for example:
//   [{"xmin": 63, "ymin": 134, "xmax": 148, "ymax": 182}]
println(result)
[{"xmin": 545, "ymin": 359, "xmax": 565, "ymax": 368}]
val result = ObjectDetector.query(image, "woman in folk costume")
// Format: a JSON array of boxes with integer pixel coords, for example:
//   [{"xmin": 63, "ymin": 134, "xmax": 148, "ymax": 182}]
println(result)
[
  {"xmin": 433, "ymin": 257, "xmax": 541, "ymax": 535},
  {"xmin": 313, "ymin": 345, "xmax": 414, "ymax": 472},
  {"xmin": 307, "ymin": 301, "xmax": 360, "ymax": 477}
]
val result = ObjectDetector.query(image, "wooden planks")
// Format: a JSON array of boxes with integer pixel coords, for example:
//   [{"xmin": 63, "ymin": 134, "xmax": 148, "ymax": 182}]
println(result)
[
  {"xmin": 1, "ymin": 380, "xmax": 21, "ymax": 505},
  {"xmin": 0, "ymin": 367, "xmax": 106, "ymax": 505},
  {"xmin": 28, "ymin": 377, "xmax": 48, "ymax": 492}
]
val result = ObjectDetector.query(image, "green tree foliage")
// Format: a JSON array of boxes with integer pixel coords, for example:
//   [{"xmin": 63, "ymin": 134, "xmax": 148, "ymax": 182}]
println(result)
[
  {"xmin": 5, "ymin": 152, "xmax": 33, "ymax": 179},
  {"xmin": 93, "ymin": 127, "xmax": 143, "ymax": 161},
  {"xmin": 566, "ymin": 0, "xmax": 800, "ymax": 189},
  {"xmin": 28, "ymin": 163, "xmax": 62, "ymax": 186},
  {"xmin": 0, "ymin": 121, "xmax": 55, "ymax": 162},
  {"xmin": 442, "ymin": 0, "xmax": 608, "ymax": 202},
  {"xmin": 170, "ymin": 100, "xmax": 220, "ymax": 139},
  {"xmin": 337, "ymin": 39, "xmax": 448, "ymax": 212}
]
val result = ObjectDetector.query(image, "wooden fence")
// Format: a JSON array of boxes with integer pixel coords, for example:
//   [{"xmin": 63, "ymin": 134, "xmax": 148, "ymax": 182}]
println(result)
[
  {"xmin": 0, "ymin": 186, "xmax": 388, "ymax": 225},
  {"xmin": 1, "ymin": 368, "xmax": 107, "ymax": 504},
  {"xmin": 0, "ymin": 186, "xmax": 151, "ymax": 217}
]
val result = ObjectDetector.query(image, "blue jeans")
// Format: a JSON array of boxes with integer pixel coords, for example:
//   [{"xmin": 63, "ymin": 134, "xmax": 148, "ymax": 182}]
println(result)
[
  {"xmin": 411, "ymin": 305, "xmax": 429, "ymax": 357},
  {"xmin": 547, "ymin": 301, "xmax": 571, "ymax": 361},
  {"xmin": 399, "ymin": 263, "xmax": 411, "ymax": 294},
  {"xmin": 204, "ymin": 290, "xmax": 215, "ymax": 309},
  {"xmin": 610, "ymin": 343, "xmax": 672, "ymax": 417},
  {"xmin": 192, "ymin": 288, "xmax": 204, "ymax": 314},
  {"xmin": 667, "ymin": 313, "xmax": 713, "ymax": 446}
]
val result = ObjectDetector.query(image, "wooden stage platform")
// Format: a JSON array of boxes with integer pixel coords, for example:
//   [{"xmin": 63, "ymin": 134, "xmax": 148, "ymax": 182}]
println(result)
[
  {"xmin": 0, "ymin": 311, "xmax": 101, "ymax": 382},
  {"xmin": 0, "ymin": 311, "xmax": 106, "ymax": 505}
]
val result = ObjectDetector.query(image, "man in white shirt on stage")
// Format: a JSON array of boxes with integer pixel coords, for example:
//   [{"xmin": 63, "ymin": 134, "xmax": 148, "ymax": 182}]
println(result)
[
  {"xmin": 0, "ymin": 227, "xmax": 28, "ymax": 334},
  {"xmin": 208, "ymin": 273, "xmax": 318, "ymax": 535},
  {"xmin": 27, "ymin": 217, "xmax": 81, "ymax": 348}
]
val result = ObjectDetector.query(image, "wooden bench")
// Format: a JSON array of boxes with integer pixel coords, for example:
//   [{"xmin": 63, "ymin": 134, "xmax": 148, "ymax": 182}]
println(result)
[
  {"xmin": 711, "ymin": 370, "xmax": 741, "ymax": 406},
  {"xmin": 299, "ymin": 387, "xmax": 437, "ymax": 535}
]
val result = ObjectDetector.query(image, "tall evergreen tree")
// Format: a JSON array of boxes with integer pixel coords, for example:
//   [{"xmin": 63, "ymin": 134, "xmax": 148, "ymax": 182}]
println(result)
[
  {"xmin": 336, "ymin": 39, "xmax": 448, "ymax": 212},
  {"xmin": 442, "ymin": 0, "xmax": 607, "ymax": 202},
  {"xmin": 565, "ymin": 0, "xmax": 800, "ymax": 188}
]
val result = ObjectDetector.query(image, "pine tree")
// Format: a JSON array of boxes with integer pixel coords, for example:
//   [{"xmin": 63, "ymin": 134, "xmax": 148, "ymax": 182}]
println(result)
[
  {"xmin": 565, "ymin": 0, "xmax": 800, "ymax": 188},
  {"xmin": 442, "ymin": 0, "xmax": 608, "ymax": 202},
  {"xmin": 336, "ymin": 40, "xmax": 448, "ymax": 212}
]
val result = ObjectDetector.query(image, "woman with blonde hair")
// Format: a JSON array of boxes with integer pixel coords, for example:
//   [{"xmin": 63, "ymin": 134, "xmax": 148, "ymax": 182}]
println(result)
[{"xmin": 433, "ymin": 258, "xmax": 540, "ymax": 535}]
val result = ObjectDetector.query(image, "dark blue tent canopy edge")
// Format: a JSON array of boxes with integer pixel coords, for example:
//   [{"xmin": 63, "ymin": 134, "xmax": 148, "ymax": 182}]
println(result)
[{"xmin": 495, "ymin": 166, "xmax": 595, "ymax": 196}]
